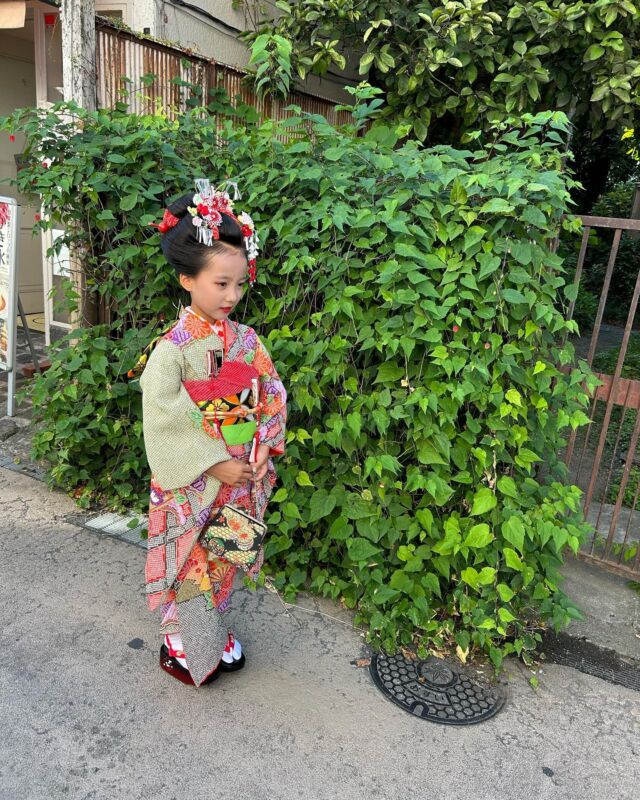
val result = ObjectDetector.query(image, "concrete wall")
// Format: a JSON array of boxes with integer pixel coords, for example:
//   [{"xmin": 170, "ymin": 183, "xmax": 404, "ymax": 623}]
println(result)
[{"xmin": 97, "ymin": 0, "xmax": 357, "ymax": 103}]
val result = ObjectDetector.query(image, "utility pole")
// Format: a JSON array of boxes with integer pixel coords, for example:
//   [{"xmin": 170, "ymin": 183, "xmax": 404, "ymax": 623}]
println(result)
[
  {"xmin": 59, "ymin": 0, "xmax": 98, "ymax": 330},
  {"xmin": 61, "ymin": 0, "xmax": 97, "ymax": 110}
]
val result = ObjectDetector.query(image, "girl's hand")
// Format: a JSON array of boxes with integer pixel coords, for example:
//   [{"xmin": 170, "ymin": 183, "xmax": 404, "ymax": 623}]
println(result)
[
  {"xmin": 206, "ymin": 460, "xmax": 254, "ymax": 488},
  {"xmin": 251, "ymin": 444, "xmax": 271, "ymax": 482}
]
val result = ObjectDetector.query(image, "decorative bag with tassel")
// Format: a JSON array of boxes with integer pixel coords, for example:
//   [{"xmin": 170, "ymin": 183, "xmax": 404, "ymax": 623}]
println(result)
[{"xmin": 203, "ymin": 483, "xmax": 267, "ymax": 571}]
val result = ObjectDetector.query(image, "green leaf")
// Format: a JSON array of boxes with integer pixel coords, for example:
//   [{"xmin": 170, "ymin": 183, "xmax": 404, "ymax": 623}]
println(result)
[
  {"xmin": 308, "ymin": 490, "xmax": 337, "ymax": 523},
  {"xmin": 373, "ymin": 585, "xmax": 400, "ymax": 604},
  {"xmin": 463, "ymin": 523, "xmax": 494, "ymax": 548},
  {"xmin": 283, "ymin": 502, "xmax": 301, "ymax": 519},
  {"xmin": 497, "ymin": 583, "xmax": 515, "ymax": 602},
  {"xmin": 521, "ymin": 206, "xmax": 547, "ymax": 228},
  {"xmin": 480, "ymin": 198, "xmax": 514, "ymax": 214},
  {"xmin": 347, "ymin": 537, "xmax": 380, "ymax": 562},
  {"xmin": 498, "ymin": 607, "xmax": 517, "ymax": 623},
  {"xmin": 463, "ymin": 226, "xmax": 486, "ymax": 251},
  {"xmin": 328, "ymin": 517, "xmax": 352, "ymax": 540},
  {"xmin": 511, "ymin": 241, "xmax": 532, "ymax": 265},
  {"xmin": 505, "ymin": 388, "xmax": 522, "ymax": 406},
  {"xmin": 461, "ymin": 567, "xmax": 480, "ymax": 590},
  {"xmin": 477, "ymin": 566, "xmax": 496, "ymax": 585},
  {"xmin": 497, "ymin": 476, "xmax": 518, "ymax": 498},
  {"xmin": 417, "ymin": 440, "xmax": 448, "ymax": 466},
  {"xmin": 324, "ymin": 147, "xmax": 344, "ymax": 161},
  {"xmin": 502, "ymin": 288, "xmax": 527, "ymax": 304},
  {"xmin": 389, "ymin": 569, "xmax": 414, "ymax": 593},
  {"xmin": 471, "ymin": 488, "xmax": 497, "ymax": 516},
  {"xmin": 375, "ymin": 363, "xmax": 405, "ymax": 383},
  {"xmin": 296, "ymin": 470, "xmax": 314, "ymax": 486},
  {"xmin": 502, "ymin": 516, "xmax": 525, "ymax": 554},
  {"xmin": 450, "ymin": 179, "xmax": 468, "ymax": 204},
  {"xmin": 533, "ymin": 361, "xmax": 546, "ymax": 375},
  {"xmin": 416, "ymin": 507, "xmax": 434, "ymax": 533},
  {"xmin": 584, "ymin": 44, "xmax": 605, "ymax": 61},
  {"xmin": 504, "ymin": 547, "xmax": 524, "ymax": 571},
  {"xmin": 120, "ymin": 194, "xmax": 138, "ymax": 211}
]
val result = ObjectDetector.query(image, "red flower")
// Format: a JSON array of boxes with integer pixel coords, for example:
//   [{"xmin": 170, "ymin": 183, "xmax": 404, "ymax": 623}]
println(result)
[
  {"xmin": 213, "ymin": 196, "xmax": 231, "ymax": 213},
  {"xmin": 241, "ymin": 224, "xmax": 252, "ymax": 237},
  {"xmin": 42, "ymin": 161, "xmax": 48, "ymax": 169},
  {"xmin": 35, "ymin": 213, "xmax": 41, "ymax": 222},
  {"xmin": 452, "ymin": 325, "xmax": 459, "ymax": 333},
  {"xmin": 9, "ymin": 135, "xmax": 15, "ymax": 142},
  {"xmin": 197, "ymin": 203, "xmax": 209, "ymax": 216}
]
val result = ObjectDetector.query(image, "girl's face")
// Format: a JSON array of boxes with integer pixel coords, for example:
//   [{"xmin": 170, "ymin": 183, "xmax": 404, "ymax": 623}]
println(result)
[{"xmin": 179, "ymin": 247, "xmax": 248, "ymax": 322}]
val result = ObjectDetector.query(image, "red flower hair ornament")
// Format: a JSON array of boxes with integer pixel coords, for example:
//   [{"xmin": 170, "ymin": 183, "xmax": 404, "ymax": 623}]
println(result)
[
  {"xmin": 148, "ymin": 208, "xmax": 180, "ymax": 234},
  {"xmin": 149, "ymin": 178, "xmax": 260, "ymax": 284}
]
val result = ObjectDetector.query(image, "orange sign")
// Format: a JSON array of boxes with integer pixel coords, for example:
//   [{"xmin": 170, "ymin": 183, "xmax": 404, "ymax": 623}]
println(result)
[{"xmin": 0, "ymin": 1, "xmax": 26, "ymax": 29}]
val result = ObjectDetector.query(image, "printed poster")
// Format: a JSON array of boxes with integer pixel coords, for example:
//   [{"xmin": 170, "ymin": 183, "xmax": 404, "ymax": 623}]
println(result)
[{"xmin": 0, "ymin": 197, "xmax": 18, "ymax": 371}]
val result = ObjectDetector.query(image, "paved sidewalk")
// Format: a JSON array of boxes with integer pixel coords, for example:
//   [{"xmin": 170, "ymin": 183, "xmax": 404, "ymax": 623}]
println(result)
[
  {"xmin": 561, "ymin": 557, "xmax": 640, "ymax": 661},
  {"xmin": 1, "ymin": 467, "xmax": 639, "ymax": 800}
]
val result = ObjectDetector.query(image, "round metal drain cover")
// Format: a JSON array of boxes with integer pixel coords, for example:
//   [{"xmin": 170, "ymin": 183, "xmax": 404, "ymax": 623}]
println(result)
[{"xmin": 370, "ymin": 652, "xmax": 506, "ymax": 725}]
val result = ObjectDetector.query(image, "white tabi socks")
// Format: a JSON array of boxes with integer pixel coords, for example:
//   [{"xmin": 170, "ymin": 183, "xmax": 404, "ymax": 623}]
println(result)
[{"xmin": 166, "ymin": 632, "xmax": 243, "ymax": 668}]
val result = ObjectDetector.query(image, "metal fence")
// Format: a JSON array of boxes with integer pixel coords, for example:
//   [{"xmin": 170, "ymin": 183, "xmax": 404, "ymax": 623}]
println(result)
[
  {"xmin": 565, "ymin": 215, "xmax": 640, "ymax": 578},
  {"xmin": 96, "ymin": 20, "xmax": 352, "ymax": 128}
]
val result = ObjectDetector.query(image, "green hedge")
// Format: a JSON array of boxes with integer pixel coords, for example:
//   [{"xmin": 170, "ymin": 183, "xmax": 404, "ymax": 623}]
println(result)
[{"xmin": 2, "ymin": 88, "xmax": 597, "ymax": 666}]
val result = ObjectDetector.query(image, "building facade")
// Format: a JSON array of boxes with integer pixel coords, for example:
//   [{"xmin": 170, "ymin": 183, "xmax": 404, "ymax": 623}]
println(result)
[{"xmin": 0, "ymin": 0, "xmax": 355, "ymax": 343}]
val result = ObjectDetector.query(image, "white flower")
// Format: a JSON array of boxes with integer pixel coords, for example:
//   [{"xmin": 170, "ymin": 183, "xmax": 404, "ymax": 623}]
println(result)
[{"xmin": 192, "ymin": 216, "xmax": 202, "ymax": 227}]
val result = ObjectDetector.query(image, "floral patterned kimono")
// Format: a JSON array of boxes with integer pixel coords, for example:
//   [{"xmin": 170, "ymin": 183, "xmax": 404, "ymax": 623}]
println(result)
[{"xmin": 139, "ymin": 307, "xmax": 287, "ymax": 686}]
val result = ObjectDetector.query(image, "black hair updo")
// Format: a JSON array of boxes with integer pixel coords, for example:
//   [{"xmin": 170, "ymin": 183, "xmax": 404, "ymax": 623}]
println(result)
[{"xmin": 160, "ymin": 193, "xmax": 248, "ymax": 277}]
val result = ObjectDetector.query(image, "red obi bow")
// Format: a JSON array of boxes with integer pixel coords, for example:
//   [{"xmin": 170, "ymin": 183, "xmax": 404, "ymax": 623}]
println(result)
[{"xmin": 183, "ymin": 361, "xmax": 259, "ymax": 403}]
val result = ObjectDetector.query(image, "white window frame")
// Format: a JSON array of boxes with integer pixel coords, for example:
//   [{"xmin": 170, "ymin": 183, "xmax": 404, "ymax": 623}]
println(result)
[{"xmin": 95, "ymin": 1, "xmax": 131, "ymax": 25}]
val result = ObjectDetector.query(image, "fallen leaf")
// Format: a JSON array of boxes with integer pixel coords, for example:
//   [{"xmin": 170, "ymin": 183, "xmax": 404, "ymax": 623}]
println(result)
[
  {"xmin": 352, "ymin": 658, "xmax": 371, "ymax": 668},
  {"xmin": 456, "ymin": 644, "xmax": 469, "ymax": 664}
]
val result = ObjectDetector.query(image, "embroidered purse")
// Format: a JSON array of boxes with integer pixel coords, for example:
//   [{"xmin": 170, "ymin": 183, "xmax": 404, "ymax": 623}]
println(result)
[{"xmin": 203, "ymin": 488, "xmax": 267, "ymax": 571}]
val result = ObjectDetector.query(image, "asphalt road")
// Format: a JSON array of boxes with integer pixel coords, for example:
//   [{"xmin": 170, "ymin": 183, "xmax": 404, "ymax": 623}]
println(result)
[{"xmin": 1, "ymin": 467, "xmax": 639, "ymax": 800}]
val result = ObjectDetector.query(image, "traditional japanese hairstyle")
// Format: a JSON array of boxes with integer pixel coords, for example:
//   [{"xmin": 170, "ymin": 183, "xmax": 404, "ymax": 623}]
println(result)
[{"xmin": 150, "ymin": 178, "xmax": 259, "ymax": 284}]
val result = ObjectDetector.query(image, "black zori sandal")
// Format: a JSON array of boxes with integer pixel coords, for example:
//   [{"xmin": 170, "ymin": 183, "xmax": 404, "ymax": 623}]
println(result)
[
  {"xmin": 159, "ymin": 645, "xmax": 221, "ymax": 686},
  {"xmin": 219, "ymin": 632, "xmax": 246, "ymax": 672}
]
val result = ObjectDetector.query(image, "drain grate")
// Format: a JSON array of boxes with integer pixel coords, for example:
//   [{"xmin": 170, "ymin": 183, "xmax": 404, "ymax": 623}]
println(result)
[
  {"xmin": 370, "ymin": 653, "xmax": 506, "ymax": 725},
  {"xmin": 0, "ymin": 456, "xmax": 46, "ymax": 481},
  {"xmin": 67, "ymin": 512, "xmax": 147, "ymax": 549},
  {"xmin": 541, "ymin": 631, "xmax": 640, "ymax": 693}
]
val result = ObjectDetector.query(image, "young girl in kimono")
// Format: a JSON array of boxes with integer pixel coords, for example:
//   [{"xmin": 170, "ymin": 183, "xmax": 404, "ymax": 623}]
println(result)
[{"xmin": 139, "ymin": 180, "xmax": 287, "ymax": 687}]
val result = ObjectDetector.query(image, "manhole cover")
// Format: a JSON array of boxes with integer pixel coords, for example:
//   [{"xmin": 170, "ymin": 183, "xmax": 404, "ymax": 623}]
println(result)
[{"xmin": 370, "ymin": 652, "xmax": 506, "ymax": 725}]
